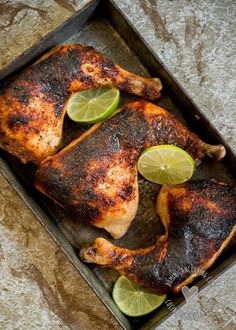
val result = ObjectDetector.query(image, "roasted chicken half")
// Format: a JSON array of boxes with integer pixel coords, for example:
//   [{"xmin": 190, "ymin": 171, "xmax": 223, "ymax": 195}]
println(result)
[
  {"xmin": 80, "ymin": 180, "xmax": 236, "ymax": 294},
  {"xmin": 36, "ymin": 101, "xmax": 225, "ymax": 239},
  {"xmin": 0, "ymin": 44, "xmax": 162, "ymax": 164}
]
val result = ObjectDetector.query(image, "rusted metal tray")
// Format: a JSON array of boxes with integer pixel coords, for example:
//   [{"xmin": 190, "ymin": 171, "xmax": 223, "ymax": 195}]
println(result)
[{"xmin": 0, "ymin": 1, "xmax": 235, "ymax": 329}]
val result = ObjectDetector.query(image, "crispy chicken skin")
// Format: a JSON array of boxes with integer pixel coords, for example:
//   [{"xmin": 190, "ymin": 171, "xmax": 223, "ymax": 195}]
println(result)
[
  {"xmin": 80, "ymin": 180, "xmax": 236, "ymax": 294},
  {"xmin": 36, "ymin": 101, "xmax": 225, "ymax": 239},
  {"xmin": 0, "ymin": 44, "xmax": 162, "ymax": 164}
]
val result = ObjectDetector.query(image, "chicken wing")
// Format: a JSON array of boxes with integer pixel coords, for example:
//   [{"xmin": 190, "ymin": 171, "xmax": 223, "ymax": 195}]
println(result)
[
  {"xmin": 0, "ymin": 44, "xmax": 162, "ymax": 164},
  {"xmin": 36, "ymin": 101, "xmax": 225, "ymax": 239},
  {"xmin": 80, "ymin": 180, "xmax": 236, "ymax": 294}
]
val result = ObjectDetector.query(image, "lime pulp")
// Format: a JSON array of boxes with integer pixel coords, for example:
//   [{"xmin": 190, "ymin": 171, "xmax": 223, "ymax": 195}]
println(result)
[
  {"xmin": 112, "ymin": 276, "xmax": 166, "ymax": 317},
  {"xmin": 66, "ymin": 85, "xmax": 120, "ymax": 124},
  {"xmin": 137, "ymin": 145, "xmax": 195, "ymax": 185}
]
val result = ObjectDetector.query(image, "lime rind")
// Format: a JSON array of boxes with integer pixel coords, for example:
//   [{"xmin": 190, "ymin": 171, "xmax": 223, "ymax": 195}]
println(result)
[
  {"xmin": 112, "ymin": 276, "xmax": 166, "ymax": 317},
  {"xmin": 67, "ymin": 86, "xmax": 120, "ymax": 124},
  {"xmin": 138, "ymin": 145, "xmax": 195, "ymax": 185}
]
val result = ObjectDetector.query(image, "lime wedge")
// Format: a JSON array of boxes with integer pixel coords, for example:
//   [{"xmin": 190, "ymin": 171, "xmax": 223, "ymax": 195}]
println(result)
[
  {"xmin": 66, "ymin": 85, "xmax": 120, "ymax": 124},
  {"xmin": 112, "ymin": 276, "xmax": 166, "ymax": 317},
  {"xmin": 137, "ymin": 145, "xmax": 195, "ymax": 185}
]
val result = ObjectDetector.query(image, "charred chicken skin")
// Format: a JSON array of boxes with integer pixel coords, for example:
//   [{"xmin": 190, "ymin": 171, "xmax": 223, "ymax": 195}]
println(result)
[
  {"xmin": 36, "ymin": 101, "xmax": 225, "ymax": 239},
  {"xmin": 0, "ymin": 44, "xmax": 162, "ymax": 164},
  {"xmin": 80, "ymin": 180, "xmax": 236, "ymax": 294}
]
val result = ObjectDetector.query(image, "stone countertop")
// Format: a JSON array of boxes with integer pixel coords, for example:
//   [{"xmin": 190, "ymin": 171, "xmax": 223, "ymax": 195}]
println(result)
[
  {"xmin": 0, "ymin": 0, "xmax": 90, "ymax": 69},
  {"xmin": 0, "ymin": 174, "xmax": 120, "ymax": 330},
  {"xmin": 0, "ymin": 0, "xmax": 235, "ymax": 330},
  {"xmin": 117, "ymin": 0, "xmax": 236, "ymax": 153}
]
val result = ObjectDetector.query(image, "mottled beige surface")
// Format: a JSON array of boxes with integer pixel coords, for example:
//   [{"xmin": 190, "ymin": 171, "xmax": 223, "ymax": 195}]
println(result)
[
  {"xmin": 117, "ymin": 0, "xmax": 236, "ymax": 153},
  {"xmin": 158, "ymin": 265, "xmax": 236, "ymax": 330},
  {"xmin": 0, "ymin": 0, "xmax": 235, "ymax": 330},
  {"xmin": 0, "ymin": 173, "xmax": 120, "ymax": 330},
  {"xmin": 0, "ymin": 0, "xmax": 91, "ymax": 69}
]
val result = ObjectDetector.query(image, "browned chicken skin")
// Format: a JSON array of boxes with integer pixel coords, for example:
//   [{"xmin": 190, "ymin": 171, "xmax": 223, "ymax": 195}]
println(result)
[
  {"xmin": 36, "ymin": 101, "xmax": 225, "ymax": 239},
  {"xmin": 0, "ymin": 44, "xmax": 162, "ymax": 164},
  {"xmin": 80, "ymin": 180, "xmax": 236, "ymax": 294}
]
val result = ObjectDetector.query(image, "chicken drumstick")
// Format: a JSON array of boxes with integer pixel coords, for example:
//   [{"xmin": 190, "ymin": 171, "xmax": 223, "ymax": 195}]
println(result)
[
  {"xmin": 0, "ymin": 44, "xmax": 162, "ymax": 164},
  {"xmin": 80, "ymin": 180, "xmax": 236, "ymax": 294}
]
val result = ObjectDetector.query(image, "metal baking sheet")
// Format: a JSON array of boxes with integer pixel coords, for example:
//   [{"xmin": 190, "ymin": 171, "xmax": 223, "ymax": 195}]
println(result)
[{"xmin": 0, "ymin": 1, "xmax": 235, "ymax": 329}]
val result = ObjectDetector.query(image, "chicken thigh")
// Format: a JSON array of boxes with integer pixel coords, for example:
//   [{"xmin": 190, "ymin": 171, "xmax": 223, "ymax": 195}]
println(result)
[
  {"xmin": 36, "ymin": 101, "xmax": 225, "ymax": 238},
  {"xmin": 80, "ymin": 180, "xmax": 236, "ymax": 294},
  {"xmin": 0, "ymin": 44, "xmax": 162, "ymax": 164}
]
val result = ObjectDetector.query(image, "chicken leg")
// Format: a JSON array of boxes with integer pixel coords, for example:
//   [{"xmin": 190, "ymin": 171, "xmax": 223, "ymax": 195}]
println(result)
[
  {"xmin": 36, "ymin": 101, "xmax": 225, "ymax": 239},
  {"xmin": 80, "ymin": 180, "xmax": 236, "ymax": 294},
  {"xmin": 0, "ymin": 44, "xmax": 162, "ymax": 164}
]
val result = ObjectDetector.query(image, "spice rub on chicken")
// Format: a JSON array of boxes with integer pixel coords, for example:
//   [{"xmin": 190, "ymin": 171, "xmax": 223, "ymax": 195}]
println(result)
[
  {"xmin": 0, "ymin": 44, "xmax": 162, "ymax": 164},
  {"xmin": 35, "ymin": 101, "xmax": 225, "ymax": 239}
]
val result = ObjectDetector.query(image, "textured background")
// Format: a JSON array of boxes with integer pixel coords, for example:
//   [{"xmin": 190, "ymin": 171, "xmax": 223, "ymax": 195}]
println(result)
[
  {"xmin": 0, "ymin": 173, "xmax": 120, "ymax": 330},
  {"xmin": 0, "ymin": 0, "xmax": 235, "ymax": 329},
  {"xmin": 0, "ymin": 0, "xmax": 90, "ymax": 68},
  {"xmin": 116, "ymin": 0, "xmax": 236, "ymax": 152}
]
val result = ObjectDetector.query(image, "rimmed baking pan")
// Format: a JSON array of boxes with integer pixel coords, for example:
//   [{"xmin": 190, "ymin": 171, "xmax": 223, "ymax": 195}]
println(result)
[{"xmin": 0, "ymin": 1, "xmax": 235, "ymax": 329}]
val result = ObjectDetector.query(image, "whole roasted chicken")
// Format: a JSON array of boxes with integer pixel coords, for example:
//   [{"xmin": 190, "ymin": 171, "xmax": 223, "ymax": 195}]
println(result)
[
  {"xmin": 80, "ymin": 180, "xmax": 236, "ymax": 294},
  {"xmin": 0, "ymin": 44, "xmax": 162, "ymax": 164},
  {"xmin": 36, "ymin": 101, "xmax": 225, "ymax": 238}
]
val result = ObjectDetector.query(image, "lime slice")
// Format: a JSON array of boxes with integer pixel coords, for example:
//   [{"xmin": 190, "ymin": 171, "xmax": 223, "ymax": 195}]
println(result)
[
  {"xmin": 66, "ymin": 85, "xmax": 120, "ymax": 124},
  {"xmin": 112, "ymin": 276, "xmax": 166, "ymax": 317},
  {"xmin": 137, "ymin": 145, "xmax": 195, "ymax": 185}
]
